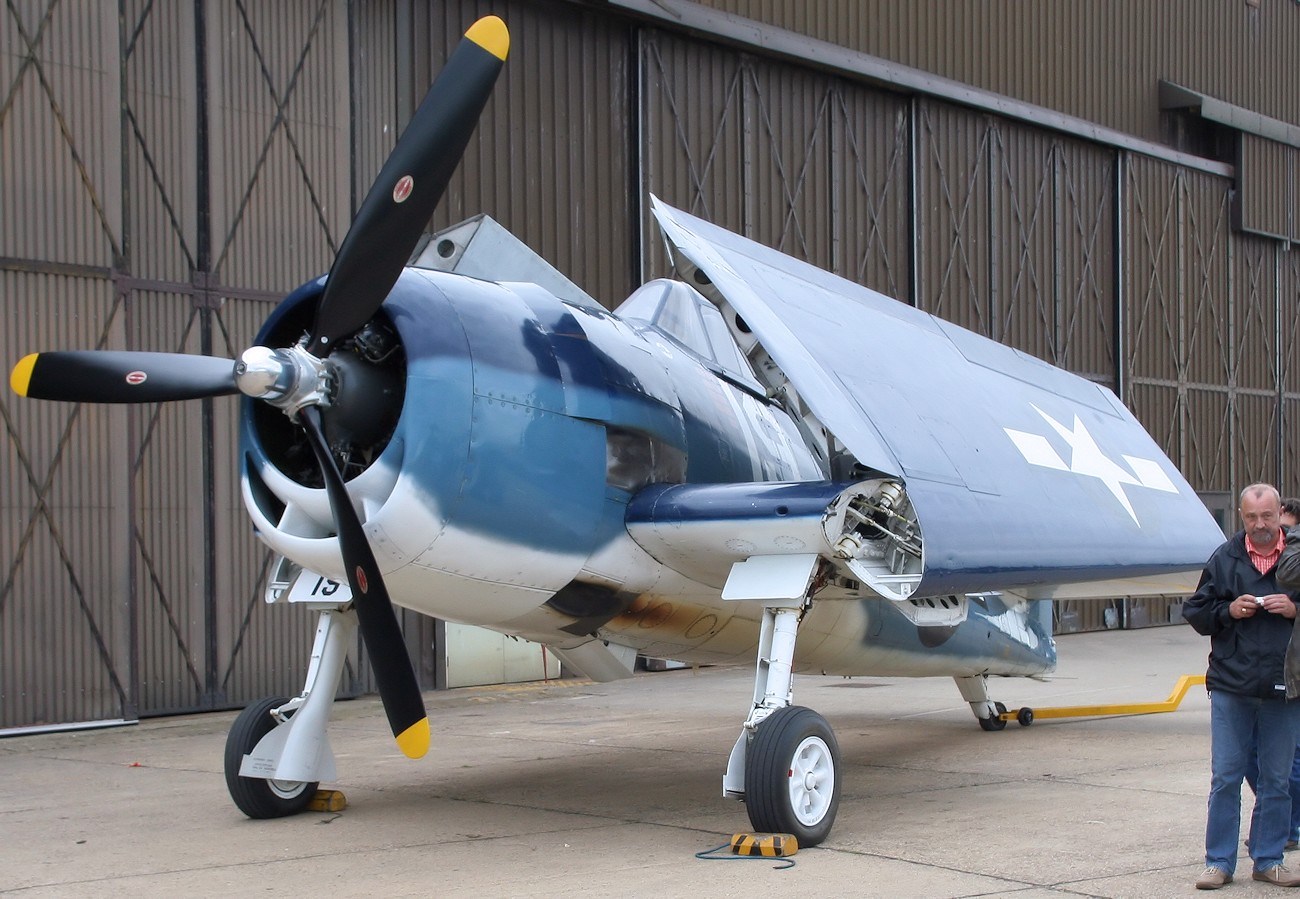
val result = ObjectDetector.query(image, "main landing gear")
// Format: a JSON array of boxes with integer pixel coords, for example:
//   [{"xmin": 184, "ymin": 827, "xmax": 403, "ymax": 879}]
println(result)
[
  {"xmin": 721, "ymin": 556, "xmax": 842, "ymax": 846},
  {"xmin": 743, "ymin": 704, "xmax": 840, "ymax": 842},
  {"xmin": 224, "ymin": 608, "xmax": 354, "ymax": 818}
]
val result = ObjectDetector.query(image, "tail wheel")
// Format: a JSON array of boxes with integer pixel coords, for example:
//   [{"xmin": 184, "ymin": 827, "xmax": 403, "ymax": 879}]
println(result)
[
  {"xmin": 744, "ymin": 705, "xmax": 841, "ymax": 846},
  {"xmin": 978, "ymin": 701, "xmax": 1008, "ymax": 732},
  {"xmin": 224, "ymin": 696, "xmax": 318, "ymax": 819}
]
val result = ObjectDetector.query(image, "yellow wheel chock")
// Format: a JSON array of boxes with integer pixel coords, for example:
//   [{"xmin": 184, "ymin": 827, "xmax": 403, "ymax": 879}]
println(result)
[
  {"xmin": 730, "ymin": 832, "xmax": 798, "ymax": 857},
  {"xmin": 997, "ymin": 674, "xmax": 1206, "ymax": 727}
]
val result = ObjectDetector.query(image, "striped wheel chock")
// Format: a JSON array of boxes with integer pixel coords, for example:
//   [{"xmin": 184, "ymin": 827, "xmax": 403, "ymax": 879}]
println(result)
[
  {"xmin": 730, "ymin": 832, "xmax": 798, "ymax": 857},
  {"xmin": 307, "ymin": 789, "xmax": 347, "ymax": 813}
]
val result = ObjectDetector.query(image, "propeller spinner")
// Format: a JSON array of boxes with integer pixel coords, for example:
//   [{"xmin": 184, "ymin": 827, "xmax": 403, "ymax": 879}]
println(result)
[{"xmin": 8, "ymin": 15, "xmax": 511, "ymax": 759}]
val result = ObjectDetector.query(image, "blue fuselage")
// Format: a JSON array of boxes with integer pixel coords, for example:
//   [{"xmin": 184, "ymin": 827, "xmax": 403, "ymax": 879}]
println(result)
[{"xmin": 239, "ymin": 269, "xmax": 1056, "ymax": 679}]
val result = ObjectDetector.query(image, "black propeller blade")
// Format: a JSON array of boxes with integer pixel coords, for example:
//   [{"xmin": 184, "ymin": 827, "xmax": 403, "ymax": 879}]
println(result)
[
  {"xmin": 298, "ymin": 405, "xmax": 430, "ymax": 758},
  {"xmin": 287, "ymin": 14, "xmax": 508, "ymax": 756},
  {"xmin": 9, "ymin": 15, "xmax": 511, "ymax": 760},
  {"xmin": 308, "ymin": 15, "xmax": 509, "ymax": 357},
  {"xmin": 10, "ymin": 351, "xmax": 238, "ymax": 403}
]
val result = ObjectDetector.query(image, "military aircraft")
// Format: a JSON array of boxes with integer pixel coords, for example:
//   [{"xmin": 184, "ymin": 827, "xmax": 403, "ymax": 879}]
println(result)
[{"xmin": 8, "ymin": 16, "xmax": 1224, "ymax": 846}]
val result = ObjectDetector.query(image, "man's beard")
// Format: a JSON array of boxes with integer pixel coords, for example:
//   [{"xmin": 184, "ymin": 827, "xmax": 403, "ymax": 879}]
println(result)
[{"xmin": 1251, "ymin": 527, "xmax": 1278, "ymax": 547}]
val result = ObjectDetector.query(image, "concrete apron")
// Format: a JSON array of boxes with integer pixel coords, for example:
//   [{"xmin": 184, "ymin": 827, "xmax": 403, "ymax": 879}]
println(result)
[{"xmin": 0, "ymin": 625, "xmax": 1246, "ymax": 898}]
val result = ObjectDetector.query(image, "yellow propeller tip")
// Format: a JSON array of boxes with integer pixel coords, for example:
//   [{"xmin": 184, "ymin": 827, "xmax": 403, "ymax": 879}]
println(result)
[
  {"xmin": 466, "ymin": 15, "xmax": 509, "ymax": 61},
  {"xmin": 10, "ymin": 353, "xmax": 37, "ymax": 397},
  {"xmin": 395, "ymin": 717, "xmax": 431, "ymax": 759}
]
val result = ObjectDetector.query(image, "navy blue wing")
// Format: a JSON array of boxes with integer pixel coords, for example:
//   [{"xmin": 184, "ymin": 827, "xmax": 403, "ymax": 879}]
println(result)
[{"xmin": 650, "ymin": 198, "xmax": 1223, "ymax": 596}]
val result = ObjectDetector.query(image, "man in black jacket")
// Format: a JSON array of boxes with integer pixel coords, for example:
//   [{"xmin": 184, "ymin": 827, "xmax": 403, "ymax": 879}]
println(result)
[
  {"xmin": 1185, "ymin": 483, "xmax": 1300, "ymax": 889},
  {"xmin": 1275, "ymin": 501, "xmax": 1300, "ymax": 595}
]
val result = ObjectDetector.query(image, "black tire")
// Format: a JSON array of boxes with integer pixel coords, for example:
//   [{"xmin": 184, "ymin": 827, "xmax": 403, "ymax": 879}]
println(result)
[
  {"xmin": 224, "ymin": 696, "xmax": 318, "ymax": 819},
  {"xmin": 744, "ymin": 705, "xmax": 841, "ymax": 847},
  {"xmin": 1017, "ymin": 707, "xmax": 1035, "ymax": 727},
  {"xmin": 978, "ymin": 701, "xmax": 1008, "ymax": 732}
]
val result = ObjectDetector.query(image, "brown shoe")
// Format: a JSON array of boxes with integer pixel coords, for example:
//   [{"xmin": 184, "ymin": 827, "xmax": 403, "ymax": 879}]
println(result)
[
  {"xmin": 1253, "ymin": 864, "xmax": 1300, "ymax": 886},
  {"xmin": 1196, "ymin": 866, "xmax": 1232, "ymax": 889}
]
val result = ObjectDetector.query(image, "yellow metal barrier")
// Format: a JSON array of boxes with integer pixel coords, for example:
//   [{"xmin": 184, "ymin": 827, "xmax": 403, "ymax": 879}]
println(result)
[{"xmin": 998, "ymin": 674, "xmax": 1207, "ymax": 726}]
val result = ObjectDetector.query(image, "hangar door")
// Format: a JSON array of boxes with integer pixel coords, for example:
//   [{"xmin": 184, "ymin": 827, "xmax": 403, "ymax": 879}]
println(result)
[{"xmin": 1, "ymin": 1, "xmax": 352, "ymax": 729}]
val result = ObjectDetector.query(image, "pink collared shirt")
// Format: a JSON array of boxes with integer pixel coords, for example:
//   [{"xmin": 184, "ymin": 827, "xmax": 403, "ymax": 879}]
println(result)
[{"xmin": 1247, "ymin": 530, "xmax": 1285, "ymax": 575}]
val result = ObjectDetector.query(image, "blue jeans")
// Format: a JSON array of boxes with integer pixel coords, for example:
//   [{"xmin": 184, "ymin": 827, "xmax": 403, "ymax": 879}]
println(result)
[
  {"xmin": 1243, "ymin": 732, "xmax": 1300, "ymax": 847},
  {"xmin": 1208, "ymin": 690, "xmax": 1300, "ymax": 873}
]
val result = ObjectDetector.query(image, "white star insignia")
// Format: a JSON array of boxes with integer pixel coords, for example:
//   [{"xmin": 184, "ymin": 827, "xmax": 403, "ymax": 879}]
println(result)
[{"xmin": 1004, "ymin": 405, "xmax": 1177, "ymax": 526}]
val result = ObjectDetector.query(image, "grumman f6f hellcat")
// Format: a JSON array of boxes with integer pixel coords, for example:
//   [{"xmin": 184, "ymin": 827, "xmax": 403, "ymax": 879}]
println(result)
[{"xmin": 9, "ymin": 16, "xmax": 1223, "ymax": 845}]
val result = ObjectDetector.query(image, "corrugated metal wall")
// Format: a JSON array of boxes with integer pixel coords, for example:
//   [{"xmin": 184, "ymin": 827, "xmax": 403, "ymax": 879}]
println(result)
[
  {"xmin": 2, "ymin": 271, "xmax": 129, "ymax": 725},
  {"xmin": 413, "ymin": 0, "xmax": 634, "ymax": 306},
  {"xmin": 2, "ymin": 0, "xmax": 347, "ymax": 728},
  {"xmin": 5, "ymin": 0, "xmax": 1300, "ymax": 727},
  {"xmin": 4, "ymin": 0, "xmax": 131, "ymax": 727},
  {"xmin": 914, "ymin": 102, "xmax": 993, "ymax": 333},
  {"xmin": 689, "ymin": 0, "xmax": 1300, "ymax": 148},
  {"xmin": 1124, "ymin": 159, "xmax": 1236, "ymax": 489},
  {"xmin": 1284, "ymin": 249, "xmax": 1300, "ymax": 498},
  {"xmin": 639, "ymin": 29, "xmax": 911, "ymax": 295}
]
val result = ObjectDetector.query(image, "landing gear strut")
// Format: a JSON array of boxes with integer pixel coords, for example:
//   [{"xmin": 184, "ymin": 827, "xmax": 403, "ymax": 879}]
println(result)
[
  {"xmin": 224, "ymin": 608, "xmax": 354, "ymax": 817},
  {"xmin": 721, "ymin": 555, "xmax": 841, "ymax": 846}
]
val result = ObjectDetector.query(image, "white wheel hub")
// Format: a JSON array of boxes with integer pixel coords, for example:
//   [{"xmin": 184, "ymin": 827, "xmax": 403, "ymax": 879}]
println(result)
[
  {"xmin": 268, "ymin": 778, "xmax": 309, "ymax": 800},
  {"xmin": 786, "ymin": 734, "xmax": 835, "ymax": 826}
]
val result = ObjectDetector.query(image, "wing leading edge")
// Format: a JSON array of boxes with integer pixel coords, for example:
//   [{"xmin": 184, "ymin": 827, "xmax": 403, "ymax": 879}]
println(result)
[{"xmin": 648, "ymin": 198, "xmax": 1223, "ymax": 599}]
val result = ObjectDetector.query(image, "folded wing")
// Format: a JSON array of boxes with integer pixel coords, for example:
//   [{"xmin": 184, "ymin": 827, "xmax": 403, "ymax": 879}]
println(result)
[{"xmin": 645, "ymin": 198, "xmax": 1223, "ymax": 600}]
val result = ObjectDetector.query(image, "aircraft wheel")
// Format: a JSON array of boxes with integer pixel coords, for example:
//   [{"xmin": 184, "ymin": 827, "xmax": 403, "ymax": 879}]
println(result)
[
  {"xmin": 978, "ymin": 701, "xmax": 1008, "ymax": 732},
  {"xmin": 744, "ymin": 705, "xmax": 841, "ymax": 847},
  {"xmin": 224, "ymin": 696, "xmax": 317, "ymax": 819}
]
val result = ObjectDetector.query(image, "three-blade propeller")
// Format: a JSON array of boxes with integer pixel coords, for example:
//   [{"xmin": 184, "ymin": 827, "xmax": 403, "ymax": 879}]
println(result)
[{"xmin": 9, "ymin": 16, "xmax": 511, "ymax": 760}]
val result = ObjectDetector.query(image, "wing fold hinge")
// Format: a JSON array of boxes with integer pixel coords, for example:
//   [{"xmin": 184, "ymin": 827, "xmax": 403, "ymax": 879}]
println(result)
[{"xmin": 625, "ymin": 478, "xmax": 924, "ymax": 600}]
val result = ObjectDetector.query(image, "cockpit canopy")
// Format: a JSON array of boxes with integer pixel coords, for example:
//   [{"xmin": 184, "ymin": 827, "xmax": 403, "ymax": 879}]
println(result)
[{"xmin": 616, "ymin": 279, "xmax": 761, "ymax": 392}]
